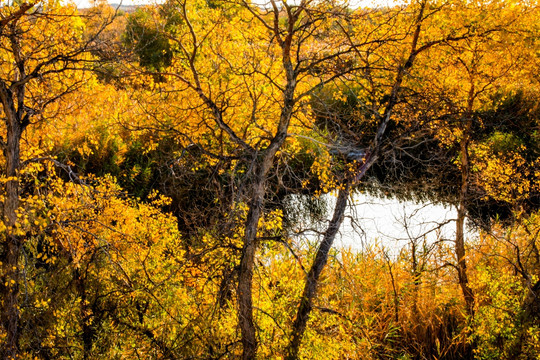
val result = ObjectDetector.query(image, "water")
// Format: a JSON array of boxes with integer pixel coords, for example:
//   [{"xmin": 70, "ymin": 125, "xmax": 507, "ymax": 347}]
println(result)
[{"xmin": 289, "ymin": 193, "xmax": 460, "ymax": 257}]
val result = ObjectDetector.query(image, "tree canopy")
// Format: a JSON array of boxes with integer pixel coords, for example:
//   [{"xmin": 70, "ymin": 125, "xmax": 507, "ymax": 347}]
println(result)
[{"xmin": 0, "ymin": 0, "xmax": 539, "ymax": 359}]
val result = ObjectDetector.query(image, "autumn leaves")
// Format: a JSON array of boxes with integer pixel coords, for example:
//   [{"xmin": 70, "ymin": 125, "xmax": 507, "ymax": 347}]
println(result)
[{"xmin": 0, "ymin": 0, "xmax": 539, "ymax": 359}]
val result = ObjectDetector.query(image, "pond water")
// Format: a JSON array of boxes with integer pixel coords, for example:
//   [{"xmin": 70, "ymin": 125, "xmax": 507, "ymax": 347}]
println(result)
[{"xmin": 290, "ymin": 193, "xmax": 465, "ymax": 257}]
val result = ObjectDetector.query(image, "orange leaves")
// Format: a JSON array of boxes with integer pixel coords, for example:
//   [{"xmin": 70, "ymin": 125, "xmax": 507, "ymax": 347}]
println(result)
[
  {"xmin": 258, "ymin": 208, "xmax": 284, "ymax": 236},
  {"xmin": 471, "ymin": 134, "xmax": 538, "ymax": 202},
  {"xmin": 0, "ymin": 0, "xmax": 538, "ymax": 358}
]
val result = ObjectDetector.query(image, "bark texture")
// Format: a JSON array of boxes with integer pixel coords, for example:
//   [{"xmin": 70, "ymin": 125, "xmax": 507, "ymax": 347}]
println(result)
[{"xmin": 456, "ymin": 109, "xmax": 475, "ymax": 316}]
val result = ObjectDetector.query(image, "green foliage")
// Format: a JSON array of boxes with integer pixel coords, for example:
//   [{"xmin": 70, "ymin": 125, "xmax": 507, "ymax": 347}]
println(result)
[
  {"xmin": 124, "ymin": 9, "xmax": 173, "ymax": 72},
  {"xmin": 485, "ymin": 131, "xmax": 524, "ymax": 155}
]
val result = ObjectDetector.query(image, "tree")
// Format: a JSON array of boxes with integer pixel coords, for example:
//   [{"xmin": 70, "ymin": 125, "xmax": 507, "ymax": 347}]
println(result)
[
  {"xmin": 406, "ymin": 0, "xmax": 540, "ymax": 316},
  {"xmin": 284, "ymin": 0, "xmax": 510, "ymax": 355},
  {"xmin": 0, "ymin": 2, "xmax": 114, "ymax": 357},
  {"xmin": 125, "ymin": 0, "xmax": 382, "ymax": 357}
]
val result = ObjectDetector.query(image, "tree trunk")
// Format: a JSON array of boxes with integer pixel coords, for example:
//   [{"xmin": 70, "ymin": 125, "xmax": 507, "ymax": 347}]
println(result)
[
  {"xmin": 456, "ymin": 95, "xmax": 475, "ymax": 317},
  {"xmin": 237, "ymin": 38, "xmax": 296, "ymax": 357},
  {"xmin": 411, "ymin": 239, "xmax": 422, "ymax": 316},
  {"xmin": 456, "ymin": 196, "xmax": 474, "ymax": 315},
  {"xmin": 238, "ymin": 170, "xmax": 264, "ymax": 360},
  {"xmin": 286, "ymin": 184, "xmax": 350, "ymax": 360},
  {"xmin": 0, "ymin": 87, "xmax": 22, "ymax": 359}
]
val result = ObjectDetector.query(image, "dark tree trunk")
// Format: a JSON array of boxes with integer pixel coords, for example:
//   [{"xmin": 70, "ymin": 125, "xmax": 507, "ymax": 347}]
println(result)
[
  {"xmin": 286, "ymin": 184, "xmax": 350, "ymax": 360},
  {"xmin": 456, "ymin": 92, "xmax": 475, "ymax": 317},
  {"xmin": 0, "ymin": 84, "xmax": 23, "ymax": 359},
  {"xmin": 238, "ymin": 70, "xmax": 296, "ymax": 360},
  {"xmin": 238, "ymin": 171, "xmax": 264, "ymax": 360}
]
